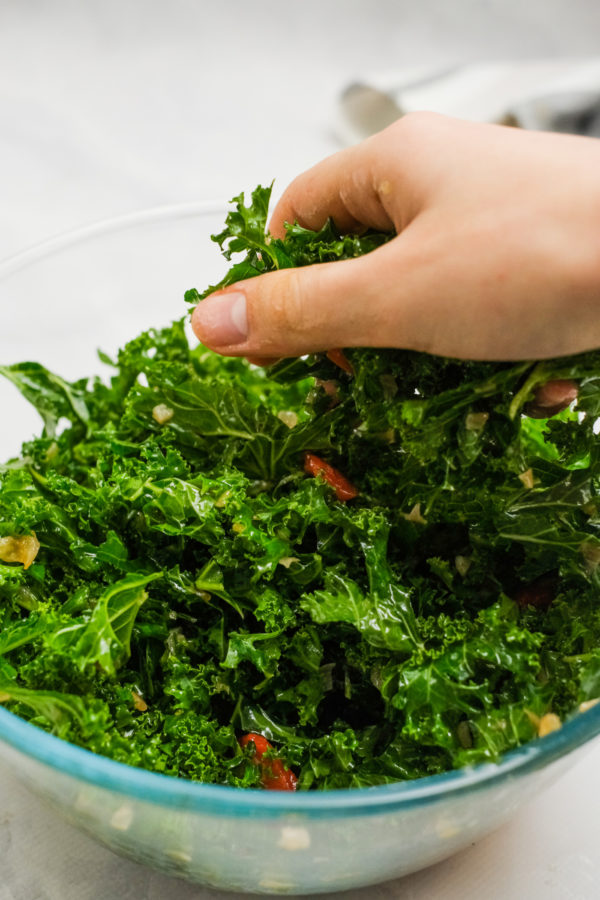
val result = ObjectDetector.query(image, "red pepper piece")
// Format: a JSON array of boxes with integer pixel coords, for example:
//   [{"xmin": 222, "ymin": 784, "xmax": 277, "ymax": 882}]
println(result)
[
  {"xmin": 514, "ymin": 574, "xmax": 557, "ymax": 610},
  {"xmin": 524, "ymin": 380, "xmax": 578, "ymax": 419},
  {"xmin": 239, "ymin": 733, "xmax": 298, "ymax": 791},
  {"xmin": 326, "ymin": 348, "xmax": 354, "ymax": 375},
  {"xmin": 303, "ymin": 453, "xmax": 359, "ymax": 502}
]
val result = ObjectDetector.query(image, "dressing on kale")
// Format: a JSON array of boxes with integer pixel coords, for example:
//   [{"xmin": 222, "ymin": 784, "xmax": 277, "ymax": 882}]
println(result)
[{"xmin": 1, "ymin": 184, "xmax": 600, "ymax": 789}]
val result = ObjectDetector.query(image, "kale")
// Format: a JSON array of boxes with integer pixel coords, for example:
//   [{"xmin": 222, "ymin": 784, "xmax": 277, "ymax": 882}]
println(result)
[{"xmin": 2, "ymin": 184, "xmax": 600, "ymax": 789}]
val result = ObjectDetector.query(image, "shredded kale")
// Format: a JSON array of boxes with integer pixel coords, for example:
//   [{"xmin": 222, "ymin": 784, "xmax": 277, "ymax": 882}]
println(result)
[{"xmin": 1, "ymin": 184, "xmax": 600, "ymax": 789}]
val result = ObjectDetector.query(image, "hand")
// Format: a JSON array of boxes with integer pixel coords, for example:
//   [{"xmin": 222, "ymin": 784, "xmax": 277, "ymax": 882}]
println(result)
[{"xmin": 192, "ymin": 113, "xmax": 600, "ymax": 366}]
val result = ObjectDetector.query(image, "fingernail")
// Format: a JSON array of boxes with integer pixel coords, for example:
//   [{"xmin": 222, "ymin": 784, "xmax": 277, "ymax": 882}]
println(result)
[{"xmin": 192, "ymin": 291, "xmax": 248, "ymax": 346}]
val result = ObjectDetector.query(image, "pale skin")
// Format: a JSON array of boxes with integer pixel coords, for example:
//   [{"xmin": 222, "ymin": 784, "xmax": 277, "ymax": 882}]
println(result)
[{"xmin": 192, "ymin": 113, "xmax": 600, "ymax": 413}]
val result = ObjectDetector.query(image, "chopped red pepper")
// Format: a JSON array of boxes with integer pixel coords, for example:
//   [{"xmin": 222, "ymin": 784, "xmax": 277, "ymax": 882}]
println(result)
[
  {"xmin": 239, "ymin": 733, "xmax": 298, "ymax": 791},
  {"xmin": 303, "ymin": 452, "xmax": 359, "ymax": 501},
  {"xmin": 525, "ymin": 380, "xmax": 578, "ymax": 419},
  {"xmin": 514, "ymin": 574, "xmax": 557, "ymax": 610},
  {"xmin": 326, "ymin": 348, "xmax": 354, "ymax": 375}
]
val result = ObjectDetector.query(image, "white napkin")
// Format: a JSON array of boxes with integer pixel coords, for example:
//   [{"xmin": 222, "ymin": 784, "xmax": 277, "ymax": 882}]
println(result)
[{"xmin": 337, "ymin": 59, "xmax": 600, "ymax": 144}]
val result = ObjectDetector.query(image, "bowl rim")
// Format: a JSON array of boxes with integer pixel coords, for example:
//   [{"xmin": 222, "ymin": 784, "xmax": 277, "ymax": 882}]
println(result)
[
  {"xmin": 0, "ymin": 199, "xmax": 228, "ymax": 275},
  {"xmin": 1, "ymin": 203, "xmax": 600, "ymax": 819},
  {"xmin": 2, "ymin": 703, "xmax": 600, "ymax": 818}
]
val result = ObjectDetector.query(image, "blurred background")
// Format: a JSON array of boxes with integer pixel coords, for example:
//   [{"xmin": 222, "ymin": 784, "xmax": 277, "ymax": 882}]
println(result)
[
  {"xmin": 2, "ymin": 0, "xmax": 600, "ymax": 256},
  {"xmin": 1, "ymin": 2, "xmax": 600, "ymax": 899}
]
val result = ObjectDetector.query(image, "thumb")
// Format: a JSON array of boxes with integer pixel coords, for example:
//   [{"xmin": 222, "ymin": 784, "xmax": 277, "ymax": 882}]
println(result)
[{"xmin": 191, "ymin": 244, "xmax": 411, "ymax": 358}]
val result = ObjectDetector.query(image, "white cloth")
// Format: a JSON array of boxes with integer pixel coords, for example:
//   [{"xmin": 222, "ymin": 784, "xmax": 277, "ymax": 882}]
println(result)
[{"xmin": 337, "ymin": 60, "xmax": 600, "ymax": 145}]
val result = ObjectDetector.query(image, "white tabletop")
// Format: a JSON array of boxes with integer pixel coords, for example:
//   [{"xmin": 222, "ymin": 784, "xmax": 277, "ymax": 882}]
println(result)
[{"xmin": 2, "ymin": 2, "xmax": 600, "ymax": 897}]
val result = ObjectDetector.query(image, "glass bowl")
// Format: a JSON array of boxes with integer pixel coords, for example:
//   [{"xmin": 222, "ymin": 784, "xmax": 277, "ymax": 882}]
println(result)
[{"xmin": 1, "ymin": 206, "xmax": 600, "ymax": 895}]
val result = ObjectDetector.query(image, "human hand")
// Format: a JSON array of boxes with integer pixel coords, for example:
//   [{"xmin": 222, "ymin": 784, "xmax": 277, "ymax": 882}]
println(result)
[{"xmin": 192, "ymin": 114, "xmax": 600, "ymax": 374}]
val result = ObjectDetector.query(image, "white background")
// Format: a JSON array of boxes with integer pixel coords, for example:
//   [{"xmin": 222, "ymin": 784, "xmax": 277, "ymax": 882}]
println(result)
[{"xmin": 1, "ymin": 1, "xmax": 600, "ymax": 897}]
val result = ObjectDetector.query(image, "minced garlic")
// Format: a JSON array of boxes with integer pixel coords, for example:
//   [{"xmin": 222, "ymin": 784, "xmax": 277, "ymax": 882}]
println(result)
[
  {"xmin": 0, "ymin": 533, "xmax": 40, "ymax": 569},
  {"xmin": 152, "ymin": 403, "xmax": 174, "ymax": 425},
  {"xmin": 537, "ymin": 712, "xmax": 561, "ymax": 737}
]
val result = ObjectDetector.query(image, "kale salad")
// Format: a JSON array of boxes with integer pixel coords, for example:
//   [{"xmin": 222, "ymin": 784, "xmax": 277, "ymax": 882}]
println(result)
[{"xmin": 1, "ymin": 185, "xmax": 600, "ymax": 790}]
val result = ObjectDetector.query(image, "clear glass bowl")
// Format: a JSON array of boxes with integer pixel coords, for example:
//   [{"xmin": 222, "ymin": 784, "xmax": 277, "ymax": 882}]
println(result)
[{"xmin": 1, "ymin": 206, "xmax": 600, "ymax": 895}]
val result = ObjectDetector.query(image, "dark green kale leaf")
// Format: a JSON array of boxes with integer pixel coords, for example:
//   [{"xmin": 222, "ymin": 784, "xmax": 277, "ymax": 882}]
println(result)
[{"xmin": 0, "ymin": 363, "xmax": 90, "ymax": 436}]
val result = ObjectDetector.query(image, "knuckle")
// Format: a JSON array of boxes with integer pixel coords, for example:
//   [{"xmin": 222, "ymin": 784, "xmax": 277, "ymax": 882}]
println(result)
[
  {"xmin": 285, "ymin": 275, "xmax": 314, "ymax": 334},
  {"xmin": 392, "ymin": 110, "xmax": 442, "ymax": 139},
  {"xmin": 401, "ymin": 110, "xmax": 441, "ymax": 129},
  {"xmin": 262, "ymin": 273, "xmax": 312, "ymax": 343}
]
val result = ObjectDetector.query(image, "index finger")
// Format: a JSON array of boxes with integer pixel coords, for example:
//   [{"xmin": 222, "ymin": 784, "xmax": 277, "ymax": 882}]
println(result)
[{"xmin": 268, "ymin": 140, "xmax": 397, "ymax": 240}]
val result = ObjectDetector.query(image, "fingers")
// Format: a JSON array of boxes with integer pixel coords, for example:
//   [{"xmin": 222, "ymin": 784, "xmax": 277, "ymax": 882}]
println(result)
[
  {"xmin": 268, "ymin": 136, "xmax": 399, "ymax": 240},
  {"xmin": 192, "ymin": 199, "xmax": 596, "ymax": 362},
  {"xmin": 193, "ymin": 114, "xmax": 600, "ymax": 363},
  {"xmin": 193, "ymin": 114, "xmax": 464, "ymax": 359},
  {"xmin": 192, "ymin": 213, "xmax": 496, "ymax": 360},
  {"xmin": 269, "ymin": 113, "xmax": 464, "ymax": 241},
  {"xmin": 191, "ymin": 239, "xmax": 416, "ymax": 357}
]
